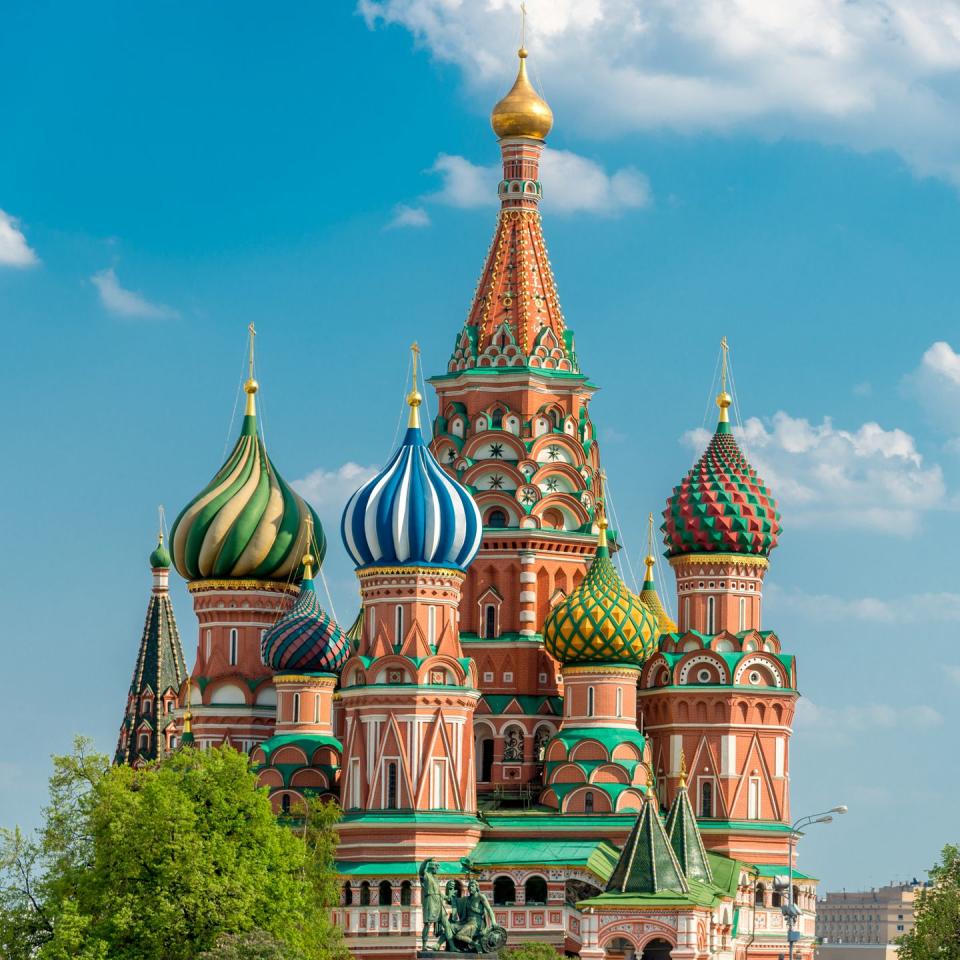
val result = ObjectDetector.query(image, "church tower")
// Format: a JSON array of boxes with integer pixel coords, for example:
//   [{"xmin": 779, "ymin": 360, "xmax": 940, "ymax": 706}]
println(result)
[
  {"xmin": 169, "ymin": 327, "xmax": 322, "ymax": 752},
  {"xmin": 337, "ymin": 349, "xmax": 484, "ymax": 864},
  {"xmin": 429, "ymin": 46, "xmax": 603, "ymax": 798},
  {"xmin": 115, "ymin": 525, "xmax": 189, "ymax": 765},
  {"xmin": 639, "ymin": 343, "xmax": 797, "ymax": 867},
  {"xmin": 539, "ymin": 486, "xmax": 659, "ymax": 814}
]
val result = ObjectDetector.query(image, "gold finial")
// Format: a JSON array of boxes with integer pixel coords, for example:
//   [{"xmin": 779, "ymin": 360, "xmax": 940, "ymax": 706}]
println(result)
[
  {"xmin": 244, "ymin": 323, "xmax": 259, "ymax": 417},
  {"xmin": 679, "ymin": 749, "xmax": 688, "ymax": 790},
  {"xmin": 596, "ymin": 470, "xmax": 608, "ymax": 548},
  {"xmin": 157, "ymin": 504, "xmax": 166, "ymax": 545},
  {"xmin": 716, "ymin": 336, "xmax": 732, "ymax": 423},
  {"xmin": 183, "ymin": 675, "xmax": 193, "ymax": 735},
  {"xmin": 647, "ymin": 765, "xmax": 658, "ymax": 806},
  {"xmin": 301, "ymin": 514, "xmax": 315, "ymax": 580},
  {"xmin": 407, "ymin": 341, "xmax": 423, "ymax": 428},
  {"xmin": 644, "ymin": 512, "xmax": 656, "ymax": 581}
]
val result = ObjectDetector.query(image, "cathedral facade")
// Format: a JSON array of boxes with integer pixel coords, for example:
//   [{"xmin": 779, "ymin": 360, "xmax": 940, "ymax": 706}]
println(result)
[{"xmin": 116, "ymin": 42, "xmax": 816, "ymax": 960}]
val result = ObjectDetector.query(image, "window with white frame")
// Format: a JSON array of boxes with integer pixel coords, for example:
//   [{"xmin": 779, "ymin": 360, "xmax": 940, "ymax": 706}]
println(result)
[
  {"xmin": 427, "ymin": 606, "xmax": 436, "ymax": 646},
  {"xmin": 205, "ymin": 629, "xmax": 212, "ymax": 659},
  {"xmin": 430, "ymin": 759, "xmax": 447, "ymax": 809},
  {"xmin": 229, "ymin": 629, "xmax": 238, "ymax": 666},
  {"xmin": 348, "ymin": 758, "xmax": 361, "ymax": 809},
  {"xmin": 615, "ymin": 686, "xmax": 623, "ymax": 718},
  {"xmin": 748, "ymin": 777, "xmax": 761, "ymax": 819},
  {"xmin": 292, "ymin": 693, "xmax": 300, "ymax": 723},
  {"xmin": 587, "ymin": 686, "xmax": 595, "ymax": 717},
  {"xmin": 706, "ymin": 596, "xmax": 716, "ymax": 634},
  {"xmin": 394, "ymin": 605, "xmax": 403, "ymax": 645},
  {"xmin": 739, "ymin": 596, "xmax": 747, "ymax": 631}
]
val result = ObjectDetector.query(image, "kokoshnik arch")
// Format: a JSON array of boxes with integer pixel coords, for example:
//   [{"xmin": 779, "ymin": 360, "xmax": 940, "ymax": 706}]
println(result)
[{"xmin": 113, "ymin": 39, "xmax": 813, "ymax": 960}]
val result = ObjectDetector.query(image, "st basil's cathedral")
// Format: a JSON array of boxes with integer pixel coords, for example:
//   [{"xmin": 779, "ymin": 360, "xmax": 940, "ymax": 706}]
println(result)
[{"xmin": 115, "ymin": 40, "xmax": 816, "ymax": 960}]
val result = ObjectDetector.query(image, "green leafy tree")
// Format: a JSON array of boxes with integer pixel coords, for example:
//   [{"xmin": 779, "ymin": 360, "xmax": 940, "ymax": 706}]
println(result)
[
  {"xmin": 898, "ymin": 844, "xmax": 960, "ymax": 960},
  {"xmin": 0, "ymin": 737, "xmax": 346, "ymax": 960},
  {"xmin": 198, "ymin": 929, "xmax": 307, "ymax": 959},
  {"xmin": 499, "ymin": 943, "xmax": 563, "ymax": 960}
]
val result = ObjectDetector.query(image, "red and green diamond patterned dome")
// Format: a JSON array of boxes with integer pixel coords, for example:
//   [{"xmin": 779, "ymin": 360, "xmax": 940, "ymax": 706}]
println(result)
[{"xmin": 662, "ymin": 393, "xmax": 781, "ymax": 558}]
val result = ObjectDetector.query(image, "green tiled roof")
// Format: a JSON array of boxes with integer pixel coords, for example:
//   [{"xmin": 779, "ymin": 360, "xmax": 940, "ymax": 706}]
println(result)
[
  {"xmin": 258, "ymin": 733, "xmax": 342, "ymax": 761},
  {"xmin": 466, "ymin": 838, "xmax": 620, "ymax": 882},
  {"xmin": 665, "ymin": 785, "xmax": 712, "ymax": 883},
  {"xmin": 337, "ymin": 860, "xmax": 465, "ymax": 877},
  {"xmin": 607, "ymin": 801, "xmax": 688, "ymax": 896},
  {"xmin": 752, "ymin": 863, "xmax": 817, "ymax": 881},
  {"xmin": 480, "ymin": 695, "xmax": 563, "ymax": 716},
  {"xmin": 550, "ymin": 726, "xmax": 646, "ymax": 754}
]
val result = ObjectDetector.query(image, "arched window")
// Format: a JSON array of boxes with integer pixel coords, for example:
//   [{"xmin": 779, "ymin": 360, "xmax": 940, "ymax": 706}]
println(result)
[
  {"xmin": 772, "ymin": 890, "xmax": 784, "ymax": 907},
  {"xmin": 138, "ymin": 733, "xmax": 149, "ymax": 751},
  {"xmin": 281, "ymin": 794, "xmax": 291, "ymax": 814},
  {"xmin": 378, "ymin": 880, "xmax": 393, "ymax": 906},
  {"xmin": 700, "ymin": 779, "xmax": 714, "ymax": 818},
  {"xmin": 487, "ymin": 509, "xmax": 508, "ymax": 528},
  {"xmin": 314, "ymin": 695, "xmax": 320, "ymax": 724},
  {"xmin": 550, "ymin": 409, "xmax": 561, "ymax": 429},
  {"xmin": 587, "ymin": 686, "xmax": 595, "ymax": 717},
  {"xmin": 205, "ymin": 629, "xmax": 212, "ymax": 659},
  {"xmin": 493, "ymin": 876, "xmax": 516, "ymax": 906},
  {"xmin": 739, "ymin": 596, "xmax": 747, "ymax": 631},
  {"xmin": 755, "ymin": 882, "xmax": 766, "ymax": 907},
  {"xmin": 401, "ymin": 880, "xmax": 412, "ymax": 906},
  {"xmin": 683, "ymin": 597, "xmax": 690, "ymax": 631},
  {"xmin": 394, "ymin": 605, "xmax": 403, "ymax": 645},
  {"xmin": 343, "ymin": 881, "xmax": 353, "ymax": 906},
  {"xmin": 360, "ymin": 881, "xmax": 371, "ymax": 906},
  {"xmin": 142, "ymin": 699, "xmax": 152, "ymax": 716},
  {"xmin": 292, "ymin": 693, "xmax": 300, "ymax": 723},
  {"xmin": 524, "ymin": 876, "xmax": 547, "ymax": 904},
  {"xmin": 491, "ymin": 408, "xmax": 504, "ymax": 428},
  {"xmin": 584, "ymin": 791, "xmax": 595, "ymax": 813},
  {"xmin": 485, "ymin": 604, "xmax": 497, "ymax": 639},
  {"xmin": 615, "ymin": 686, "xmax": 623, "ymax": 718},
  {"xmin": 386, "ymin": 761, "xmax": 399, "ymax": 809},
  {"xmin": 706, "ymin": 597, "xmax": 716, "ymax": 634},
  {"xmin": 229, "ymin": 628, "xmax": 238, "ymax": 666}
]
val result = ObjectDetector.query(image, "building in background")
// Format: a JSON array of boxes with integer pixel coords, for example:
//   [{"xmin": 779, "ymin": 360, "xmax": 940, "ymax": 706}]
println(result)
[
  {"xmin": 816, "ymin": 883, "xmax": 924, "ymax": 960},
  {"xmin": 113, "ymin": 35, "xmax": 821, "ymax": 960}
]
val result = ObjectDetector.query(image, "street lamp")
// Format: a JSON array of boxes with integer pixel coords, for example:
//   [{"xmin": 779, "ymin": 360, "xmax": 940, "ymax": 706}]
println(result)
[{"xmin": 782, "ymin": 806, "xmax": 848, "ymax": 960}]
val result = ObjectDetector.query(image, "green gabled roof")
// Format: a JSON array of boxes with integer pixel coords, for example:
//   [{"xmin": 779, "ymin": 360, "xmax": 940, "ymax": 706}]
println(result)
[
  {"xmin": 549, "ymin": 726, "xmax": 647, "ymax": 755},
  {"xmin": 466, "ymin": 838, "xmax": 620, "ymax": 882},
  {"xmin": 258, "ymin": 733, "xmax": 342, "ymax": 762},
  {"xmin": 606, "ymin": 801, "xmax": 688, "ymax": 896},
  {"xmin": 707, "ymin": 853, "xmax": 743, "ymax": 897},
  {"xmin": 479, "ymin": 694, "xmax": 563, "ymax": 716},
  {"xmin": 665, "ymin": 785, "xmax": 713, "ymax": 883},
  {"xmin": 752, "ymin": 863, "xmax": 817, "ymax": 881}
]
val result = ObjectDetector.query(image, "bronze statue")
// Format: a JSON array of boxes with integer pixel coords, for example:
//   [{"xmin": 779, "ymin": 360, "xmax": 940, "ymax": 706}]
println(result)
[{"xmin": 420, "ymin": 859, "xmax": 453, "ymax": 951}]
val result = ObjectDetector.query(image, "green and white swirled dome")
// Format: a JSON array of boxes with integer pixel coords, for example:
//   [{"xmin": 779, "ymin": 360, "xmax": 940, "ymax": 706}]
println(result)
[{"xmin": 170, "ymin": 378, "xmax": 325, "ymax": 582}]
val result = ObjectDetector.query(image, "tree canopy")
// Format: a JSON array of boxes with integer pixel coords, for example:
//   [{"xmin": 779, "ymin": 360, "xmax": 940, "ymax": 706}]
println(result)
[
  {"xmin": 0, "ymin": 738, "xmax": 346, "ymax": 960},
  {"xmin": 898, "ymin": 844, "xmax": 960, "ymax": 960},
  {"xmin": 499, "ymin": 943, "xmax": 563, "ymax": 960}
]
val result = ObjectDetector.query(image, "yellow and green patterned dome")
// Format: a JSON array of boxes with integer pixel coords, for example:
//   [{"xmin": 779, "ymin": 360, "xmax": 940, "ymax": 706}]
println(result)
[{"xmin": 543, "ymin": 521, "xmax": 658, "ymax": 667}]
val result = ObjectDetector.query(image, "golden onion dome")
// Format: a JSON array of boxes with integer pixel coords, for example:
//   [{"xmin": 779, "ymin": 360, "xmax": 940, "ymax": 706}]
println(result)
[{"xmin": 491, "ymin": 48, "xmax": 553, "ymax": 141}]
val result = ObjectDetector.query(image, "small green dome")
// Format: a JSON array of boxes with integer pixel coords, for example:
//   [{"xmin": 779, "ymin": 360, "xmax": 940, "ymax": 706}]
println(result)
[
  {"xmin": 149, "ymin": 536, "xmax": 171, "ymax": 569},
  {"xmin": 543, "ymin": 526, "xmax": 658, "ymax": 667}
]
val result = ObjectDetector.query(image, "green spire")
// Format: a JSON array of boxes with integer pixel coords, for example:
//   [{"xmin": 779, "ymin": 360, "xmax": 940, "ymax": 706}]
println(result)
[
  {"xmin": 606, "ymin": 797, "xmax": 689, "ymax": 895},
  {"xmin": 665, "ymin": 759, "xmax": 713, "ymax": 884}
]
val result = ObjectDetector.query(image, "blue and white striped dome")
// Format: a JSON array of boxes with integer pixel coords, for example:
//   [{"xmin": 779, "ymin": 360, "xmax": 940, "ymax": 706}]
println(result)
[{"xmin": 341, "ymin": 417, "xmax": 482, "ymax": 571}]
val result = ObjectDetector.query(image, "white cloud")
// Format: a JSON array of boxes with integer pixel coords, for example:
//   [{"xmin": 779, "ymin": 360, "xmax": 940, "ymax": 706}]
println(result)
[
  {"xmin": 91, "ymin": 267, "xmax": 179, "ymax": 320},
  {"xmin": 767, "ymin": 583, "xmax": 960, "ymax": 624},
  {"xmin": 0, "ymin": 209, "xmax": 39, "ymax": 267},
  {"xmin": 904, "ymin": 341, "xmax": 960, "ymax": 437},
  {"xmin": 946, "ymin": 665, "xmax": 960, "ymax": 686},
  {"xmin": 360, "ymin": 0, "xmax": 960, "ymax": 186},
  {"xmin": 796, "ymin": 698, "xmax": 943, "ymax": 732},
  {"xmin": 428, "ymin": 149, "xmax": 650, "ymax": 215},
  {"xmin": 292, "ymin": 462, "xmax": 380, "ymax": 523},
  {"xmin": 684, "ymin": 411, "xmax": 946, "ymax": 535},
  {"xmin": 387, "ymin": 203, "xmax": 431, "ymax": 228}
]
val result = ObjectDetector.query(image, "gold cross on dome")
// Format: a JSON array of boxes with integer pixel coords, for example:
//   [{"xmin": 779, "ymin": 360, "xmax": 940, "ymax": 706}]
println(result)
[{"xmin": 248, "ymin": 322, "xmax": 256, "ymax": 379}]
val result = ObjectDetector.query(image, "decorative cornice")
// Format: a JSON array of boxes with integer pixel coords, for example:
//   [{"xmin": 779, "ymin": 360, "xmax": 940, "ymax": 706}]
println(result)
[
  {"xmin": 273, "ymin": 673, "xmax": 337, "ymax": 685},
  {"xmin": 562, "ymin": 664, "xmax": 641, "ymax": 678},
  {"xmin": 356, "ymin": 566, "xmax": 466, "ymax": 583},
  {"xmin": 668, "ymin": 553, "xmax": 768, "ymax": 570},
  {"xmin": 187, "ymin": 578, "xmax": 300, "ymax": 595}
]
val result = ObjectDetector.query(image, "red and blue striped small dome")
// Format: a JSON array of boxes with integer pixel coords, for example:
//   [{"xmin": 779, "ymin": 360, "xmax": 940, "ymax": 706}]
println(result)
[
  {"xmin": 261, "ymin": 577, "xmax": 350, "ymax": 674},
  {"xmin": 341, "ymin": 421, "xmax": 482, "ymax": 571}
]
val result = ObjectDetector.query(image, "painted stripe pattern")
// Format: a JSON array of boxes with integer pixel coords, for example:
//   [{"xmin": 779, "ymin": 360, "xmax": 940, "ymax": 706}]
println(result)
[
  {"xmin": 341, "ymin": 425, "xmax": 482, "ymax": 570},
  {"xmin": 170, "ymin": 415, "xmax": 325, "ymax": 581},
  {"xmin": 261, "ymin": 578, "xmax": 350, "ymax": 674}
]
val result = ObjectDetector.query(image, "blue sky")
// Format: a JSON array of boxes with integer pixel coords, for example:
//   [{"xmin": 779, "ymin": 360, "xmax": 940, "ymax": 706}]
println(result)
[{"xmin": 3, "ymin": 1, "xmax": 960, "ymax": 890}]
